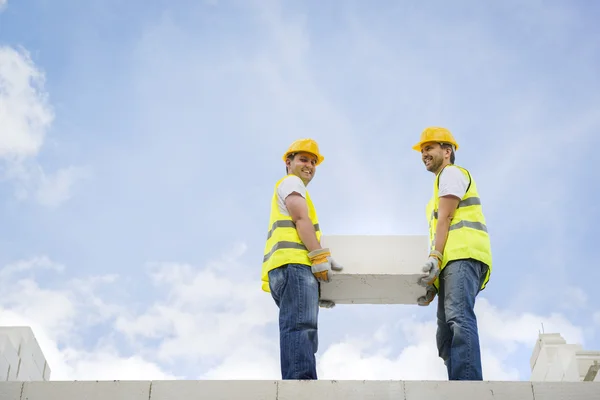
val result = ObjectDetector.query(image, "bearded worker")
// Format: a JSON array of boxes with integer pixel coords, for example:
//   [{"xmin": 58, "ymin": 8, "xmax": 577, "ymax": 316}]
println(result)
[
  {"xmin": 414, "ymin": 127, "xmax": 492, "ymax": 381},
  {"xmin": 261, "ymin": 138, "xmax": 343, "ymax": 380}
]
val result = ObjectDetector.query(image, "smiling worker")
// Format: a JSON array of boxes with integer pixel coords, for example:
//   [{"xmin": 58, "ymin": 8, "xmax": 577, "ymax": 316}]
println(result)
[
  {"xmin": 261, "ymin": 138, "xmax": 343, "ymax": 380},
  {"xmin": 414, "ymin": 127, "xmax": 492, "ymax": 381}
]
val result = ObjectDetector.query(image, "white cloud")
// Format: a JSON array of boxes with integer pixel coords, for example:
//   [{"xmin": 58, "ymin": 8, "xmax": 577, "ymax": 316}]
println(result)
[
  {"xmin": 561, "ymin": 286, "xmax": 587, "ymax": 310},
  {"xmin": 114, "ymin": 243, "xmax": 277, "ymax": 364},
  {"xmin": 314, "ymin": 297, "xmax": 585, "ymax": 381},
  {"xmin": 476, "ymin": 298, "xmax": 585, "ymax": 349},
  {"xmin": 0, "ymin": 46, "xmax": 52, "ymax": 160},
  {"xmin": 34, "ymin": 165, "xmax": 91, "ymax": 207},
  {"xmin": 0, "ymin": 255, "xmax": 64, "ymax": 278},
  {"xmin": 0, "ymin": 309, "xmax": 178, "ymax": 380},
  {"xmin": 0, "ymin": 46, "xmax": 88, "ymax": 207},
  {"xmin": 0, "ymin": 248, "xmax": 589, "ymax": 381},
  {"xmin": 0, "ymin": 255, "xmax": 173, "ymax": 380},
  {"xmin": 0, "ymin": 0, "xmax": 6, "ymax": 12}
]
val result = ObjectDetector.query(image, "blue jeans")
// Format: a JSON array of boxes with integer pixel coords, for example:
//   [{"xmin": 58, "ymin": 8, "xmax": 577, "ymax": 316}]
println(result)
[
  {"xmin": 436, "ymin": 258, "xmax": 488, "ymax": 380},
  {"xmin": 268, "ymin": 263, "xmax": 320, "ymax": 380}
]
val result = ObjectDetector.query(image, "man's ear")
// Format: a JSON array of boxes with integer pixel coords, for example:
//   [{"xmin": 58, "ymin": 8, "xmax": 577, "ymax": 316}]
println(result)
[{"xmin": 444, "ymin": 146, "xmax": 452, "ymax": 159}]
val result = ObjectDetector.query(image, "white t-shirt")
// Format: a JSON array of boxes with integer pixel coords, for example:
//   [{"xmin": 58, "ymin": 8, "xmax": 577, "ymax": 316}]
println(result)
[
  {"xmin": 277, "ymin": 175, "xmax": 307, "ymax": 216},
  {"xmin": 438, "ymin": 166, "xmax": 470, "ymax": 199}
]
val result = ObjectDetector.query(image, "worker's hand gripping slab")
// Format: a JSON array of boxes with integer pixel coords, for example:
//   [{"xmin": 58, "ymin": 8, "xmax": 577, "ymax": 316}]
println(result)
[
  {"xmin": 308, "ymin": 248, "xmax": 343, "ymax": 282},
  {"xmin": 417, "ymin": 285, "xmax": 437, "ymax": 306},
  {"xmin": 419, "ymin": 250, "xmax": 443, "ymax": 287}
]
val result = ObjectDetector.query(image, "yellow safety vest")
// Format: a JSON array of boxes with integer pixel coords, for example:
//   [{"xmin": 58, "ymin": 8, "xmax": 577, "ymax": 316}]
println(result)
[
  {"xmin": 261, "ymin": 175, "xmax": 321, "ymax": 292},
  {"xmin": 425, "ymin": 164, "xmax": 492, "ymax": 291}
]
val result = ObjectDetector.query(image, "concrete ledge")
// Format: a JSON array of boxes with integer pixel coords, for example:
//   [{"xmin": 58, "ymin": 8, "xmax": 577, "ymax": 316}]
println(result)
[
  {"xmin": 319, "ymin": 235, "xmax": 430, "ymax": 304},
  {"xmin": 1, "ymin": 380, "xmax": 599, "ymax": 399}
]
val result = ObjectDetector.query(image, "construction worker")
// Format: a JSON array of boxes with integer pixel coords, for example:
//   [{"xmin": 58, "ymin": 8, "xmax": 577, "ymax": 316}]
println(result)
[
  {"xmin": 261, "ymin": 138, "xmax": 343, "ymax": 380},
  {"xmin": 413, "ymin": 127, "xmax": 492, "ymax": 381}
]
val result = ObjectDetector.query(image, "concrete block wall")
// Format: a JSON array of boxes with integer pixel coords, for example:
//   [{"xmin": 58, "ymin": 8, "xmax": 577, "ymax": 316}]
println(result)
[
  {"xmin": 0, "ymin": 327, "xmax": 50, "ymax": 382},
  {"xmin": 1, "ymin": 380, "xmax": 600, "ymax": 400},
  {"xmin": 319, "ymin": 235, "xmax": 430, "ymax": 304},
  {"xmin": 530, "ymin": 333, "xmax": 600, "ymax": 382}
]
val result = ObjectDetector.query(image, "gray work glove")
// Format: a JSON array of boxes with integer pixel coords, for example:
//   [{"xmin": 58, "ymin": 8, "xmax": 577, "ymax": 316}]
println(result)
[
  {"xmin": 319, "ymin": 299, "xmax": 336, "ymax": 308},
  {"xmin": 419, "ymin": 250, "xmax": 443, "ymax": 287},
  {"xmin": 307, "ymin": 248, "xmax": 343, "ymax": 282},
  {"xmin": 417, "ymin": 285, "xmax": 437, "ymax": 306}
]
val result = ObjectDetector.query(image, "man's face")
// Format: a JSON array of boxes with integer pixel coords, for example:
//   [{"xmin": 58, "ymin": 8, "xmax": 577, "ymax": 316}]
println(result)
[
  {"xmin": 287, "ymin": 152, "xmax": 317, "ymax": 184},
  {"xmin": 420, "ymin": 142, "xmax": 446, "ymax": 173}
]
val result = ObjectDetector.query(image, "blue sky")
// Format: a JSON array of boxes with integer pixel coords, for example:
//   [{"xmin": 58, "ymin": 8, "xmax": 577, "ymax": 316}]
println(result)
[{"xmin": 1, "ymin": 0, "xmax": 599, "ymax": 381}]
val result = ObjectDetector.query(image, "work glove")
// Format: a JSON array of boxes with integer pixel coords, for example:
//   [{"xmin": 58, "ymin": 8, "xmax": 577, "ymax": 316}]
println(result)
[
  {"xmin": 307, "ymin": 248, "xmax": 343, "ymax": 282},
  {"xmin": 319, "ymin": 299, "xmax": 336, "ymax": 308},
  {"xmin": 419, "ymin": 250, "xmax": 443, "ymax": 287},
  {"xmin": 417, "ymin": 285, "xmax": 437, "ymax": 306}
]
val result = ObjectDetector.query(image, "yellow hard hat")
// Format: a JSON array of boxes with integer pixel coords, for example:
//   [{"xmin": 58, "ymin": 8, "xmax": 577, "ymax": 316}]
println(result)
[
  {"xmin": 282, "ymin": 138, "xmax": 324, "ymax": 165},
  {"xmin": 412, "ymin": 127, "xmax": 459, "ymax": 151}
]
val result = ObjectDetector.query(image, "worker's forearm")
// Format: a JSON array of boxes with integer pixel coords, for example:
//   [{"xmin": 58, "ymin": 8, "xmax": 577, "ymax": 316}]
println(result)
[
  {"xmin": 296, "ymin": 218, "xmax": 321, "ymax": 252},
  {"xmin": 434, "ymin": 217, "xmax": 451, "ymax": 255}
]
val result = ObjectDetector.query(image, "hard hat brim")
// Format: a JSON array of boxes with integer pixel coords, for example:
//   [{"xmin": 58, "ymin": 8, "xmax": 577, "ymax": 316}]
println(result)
[
  {"xmin": 282, "ymin": 151, "xmax": 324, "ymax": 165},
  {"xmin": 412, "ymin": 141, "xmax": 459, "ymax": 152}
]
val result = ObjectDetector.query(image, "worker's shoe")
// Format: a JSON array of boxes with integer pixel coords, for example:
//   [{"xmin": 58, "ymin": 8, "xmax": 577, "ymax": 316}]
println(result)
[
  {"xmin": 308, "ymin": 248, "xmax": 343, "ymax": 282},
  {"xmin": 419, "ymin": 250, "xmax": 443, "ymax": 287},
  {"xmin": 417, "ymin": 286, "xmax": 437, "ymax": 306}
]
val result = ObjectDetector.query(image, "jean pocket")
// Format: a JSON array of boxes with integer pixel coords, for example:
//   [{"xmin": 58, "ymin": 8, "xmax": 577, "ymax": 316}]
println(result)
[{"xmin": 268, "ymin": 267, "xmax": 286, "ymax": 296}]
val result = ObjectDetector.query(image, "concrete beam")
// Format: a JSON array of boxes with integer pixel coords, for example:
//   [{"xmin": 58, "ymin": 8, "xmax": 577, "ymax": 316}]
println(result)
[
  {"xmin": 319, "ymin": 235, "xmax": 430, "ymax": 304},
  {"xmin": 1, "ymin": 380, "xmax": 599, "ymax": 399}
]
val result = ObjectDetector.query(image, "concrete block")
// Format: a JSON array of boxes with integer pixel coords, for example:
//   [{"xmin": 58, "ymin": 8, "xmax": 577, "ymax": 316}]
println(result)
[
  {"xmin": 278, "ymin": 380, "xmax": 405, "ymax": 399},
  {"xmin": 0, "ymin": 328, "xmax": 24, "ymax": 350},
  {"xmin": 0, "ymin": 338, "xmax": 20, "ymax": 381},
  {"xmin": 0, "ymin": 328, "xmax": 49, "ymax": 382},
  {"xmin": 150, "ymin": 380, "xmax": 277, "ymax": 400},
  {"xmin": 17, "ymin": 357, "xmax": 41, "ymax": 381},
  {"xmin": 0, "ymin": 356, "xmax": 10, "ymax": 381},
  {"xmin": 18, "ymin": 338, "xmax": 46, "ymax": 377},
  {"xmin": 0, "ymin": 382, "xmax": 22, "ymax": 400},
  {"xmin": 532, "ymin": 381, "xmax": 600, "ymax": 399},
  {"xmin": 405, "ymin": 381, "xmax": 534, "ymax": 400},
  {"xmin": 319, "ymin": 235, "xmax": 430, "ymax": 304},
  {"xmin": 2, "ymin": 380, "xmax": 600, "ymax": 399},
  {"xmin": 42, "ymin": 361, "xmax": 51, "ymax": 381},
  {"xmin": 21, "ymin": 381, "xmax": 151, "ymax": 400}
]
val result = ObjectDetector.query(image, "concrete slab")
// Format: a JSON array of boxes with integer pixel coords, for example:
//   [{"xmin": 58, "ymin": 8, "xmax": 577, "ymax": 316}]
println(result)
[
  {"xmin": 319, "ymin": 235, "xmax": 430, "ymax": 304},
  {"xmin": 3, "ymin": 380, "xmax": 600, "ymax": 400},
  {"xmin": 405, "ymin": 381, "xmax": 534, "ymax": 400},
  {"xmin": 150, "ymin": 380, "xmax": 277, "ymax": 400},
  {"xmin": 21, "ymin": 381, "xmax": 151, "ymax": 400},
  {"xmin": 532, "ymin": 381, "xmax": 600, "ymax": 399},
  {"xmin": 278, "ymin": 380, "xmax": 405, "ymax": 399},
  {"xmin": 0, "ymin": 382, "xmax": 22, "ymax": 400}
]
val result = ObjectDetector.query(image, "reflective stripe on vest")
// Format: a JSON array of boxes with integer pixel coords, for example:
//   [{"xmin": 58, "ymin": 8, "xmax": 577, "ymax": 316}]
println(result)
[
  {"xmin": 426, "ymin": 165, "xmax": 492, "ymax": 291},
  {"xmin": 261, "ymin": 175, "xmax": 321, "ymax": 292}
]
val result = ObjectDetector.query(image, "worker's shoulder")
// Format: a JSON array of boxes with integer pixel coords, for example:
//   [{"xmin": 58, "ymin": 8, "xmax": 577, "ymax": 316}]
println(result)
[
  {"xmin": 277, "ymin": 175, "xmax": 306, "ymax": 198},
  {"xmin": 443, "ymin": 164, "xmax": 474, "ymax": 178},
  {"xmin": 439, "ymin": 165, "xmax": 470, "ymax": 187},
  {"xmin": 445, "ymin": 164, "xmax": 468, "ymax": 172},
  {"xmin": 441, "ymin": 164, "xmax": 464, "ymax": 176},
  {"xmin": 282, "ymin": 174, "xmax": 304, "ymax": 184},
  {"xmin": 277, "ymin": 174, "xmax": 305, "ymax": 189}
]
